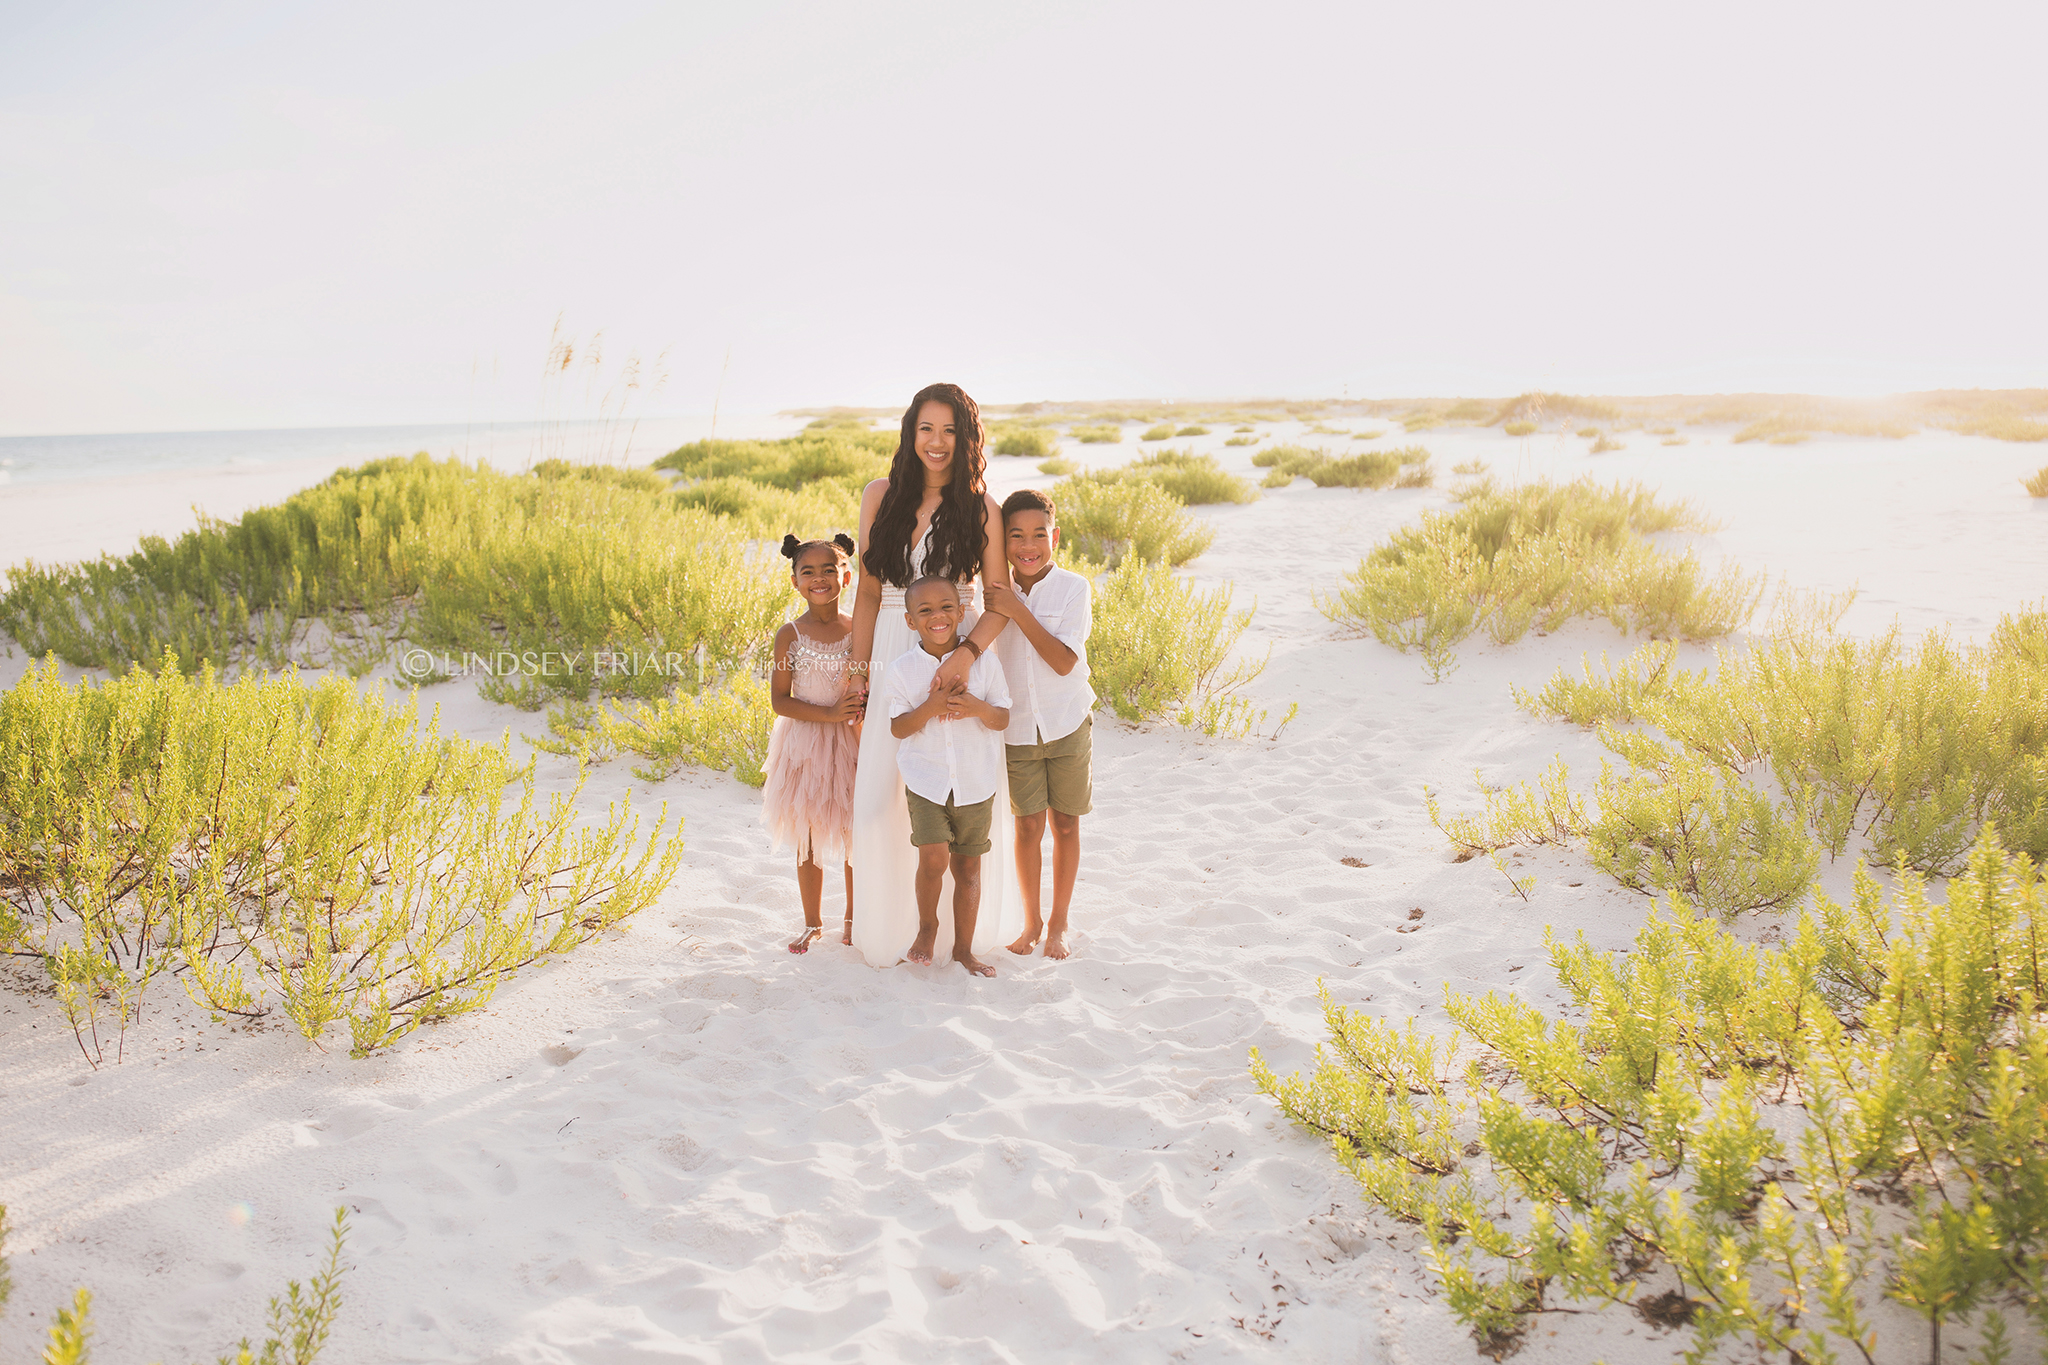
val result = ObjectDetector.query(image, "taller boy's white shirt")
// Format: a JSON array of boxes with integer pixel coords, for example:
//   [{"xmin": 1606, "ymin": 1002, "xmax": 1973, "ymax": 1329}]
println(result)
[
  {"xmin": 883, "ymin": 645, "xmax": 1013, "ymax": 805},
  {"xmin": 993, "ymin": 564, "xmax": 1094, "ymax": 746}
]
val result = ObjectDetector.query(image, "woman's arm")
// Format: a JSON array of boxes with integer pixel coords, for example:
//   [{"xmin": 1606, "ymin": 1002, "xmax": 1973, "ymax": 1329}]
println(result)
[
  {"xmin": 933, "ymin": 492, "xmax": 1013, "ymax": 693},
  {"xmin": 847, "ymin": 478, "xmax": 889, "ymax": 699}
]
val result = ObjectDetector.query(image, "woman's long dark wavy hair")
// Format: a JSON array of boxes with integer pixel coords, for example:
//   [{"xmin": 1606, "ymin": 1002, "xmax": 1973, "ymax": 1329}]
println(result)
[{"xmin": 863, "ymin": 382, "xmax": 989, "ymax": 587}]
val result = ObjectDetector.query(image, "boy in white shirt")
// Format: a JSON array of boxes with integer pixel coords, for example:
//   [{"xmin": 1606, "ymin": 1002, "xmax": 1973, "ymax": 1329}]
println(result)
[
  {"xmin": 884, "ymin": 576, "xmax": 1012, "ymax": 976},
  {"xmin": 984, "ymin": 489, "xmax": 1094, "ymax": 961}
]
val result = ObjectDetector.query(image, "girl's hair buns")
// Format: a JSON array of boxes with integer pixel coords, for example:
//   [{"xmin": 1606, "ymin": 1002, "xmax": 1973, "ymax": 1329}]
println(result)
[{"xmin": 782, "ymin": 532, "xmax": 857, "ymax": 563}]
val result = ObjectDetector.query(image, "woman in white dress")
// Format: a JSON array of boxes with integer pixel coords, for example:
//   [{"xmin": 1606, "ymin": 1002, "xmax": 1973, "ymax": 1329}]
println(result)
[{"xmin": 847, "ymin": 383, "xmax": 1023, "ymax": 969}]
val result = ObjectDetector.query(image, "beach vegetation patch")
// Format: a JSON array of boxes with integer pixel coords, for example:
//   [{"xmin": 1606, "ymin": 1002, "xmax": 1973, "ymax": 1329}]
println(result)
[
  {"xmin": 1492, "ymin": 392, "xmax": 1621, "ymax": 426},
  {"xmin": 1174, "ymin": 425, "xmax": 1210, "ymax": 437},
  {"xmin": 1255, "ymin": 829, "xmax": 2048, "ymax": 1363},
  {"xmin": 1224, "ymin": 434, "xmax": 1258, "ymax": 447},
  {"xmin": 0, "ymin": 455, "xmax": 791, "ymax": 707},
  {"xmin": 1037, "ymin": 456, "xmax": 1078, "ymax": 476},
  {"xmin": 0, "ymin": 1205, "xmax": 351, "ymax": 1362},
  {"xmin": 2027, "ymin": 464, "xmax": 2048, "ymax": 496},
  {"xmin": 1250, "ymin": 445, "xmax": 1434, "ymax": 490},
  {"xmin": 0, "ymin": 658, "xmax": 684, "ymax": 1058},
  {"xmin": 1515, "ymin": 606, "xmax": 2048, "ymax": 875},
  {"xmin": 990, "ymin": 424, "xmax": 1059, "ymax": 459},
  {"xmin": 1053, "ymin": 479, "xmax": 1215, "ymax": 568},
  {"xmin": 1067, "ymin": 450, "xmax": 1259, "ymax": 506},
  {"xmin": 1502, "ymin": 420, "xmax": 1537, "ymax": 437},
  {"xmin": 1140, "ymin": 424, "xmax": 1176, "ymax": 442},
  {"xmin": 1088, "ymin": 557, "xmax": 1272, "ymax": 738},
  {"xmin": 1321, "ymin": 478, "xmax": 1762, "ymax": 680},
  {"xmin": 1070, "ymin": 425, "xmax": 1123, "ymax": 444}
]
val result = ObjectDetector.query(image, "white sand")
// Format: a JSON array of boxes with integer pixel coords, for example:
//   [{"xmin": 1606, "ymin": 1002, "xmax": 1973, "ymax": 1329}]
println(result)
[{"xmin": 2, "ymin": 421, "xmax": 2044, "ymax": 1362}]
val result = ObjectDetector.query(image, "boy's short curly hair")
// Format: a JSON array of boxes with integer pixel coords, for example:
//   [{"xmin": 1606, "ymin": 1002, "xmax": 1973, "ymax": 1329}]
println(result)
[{"xmin": 1000, "ymin": 488, "xmax": 1056, "ymax": 523}]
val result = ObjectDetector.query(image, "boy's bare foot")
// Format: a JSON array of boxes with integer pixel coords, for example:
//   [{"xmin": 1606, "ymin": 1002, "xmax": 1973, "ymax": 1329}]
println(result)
[
  {"xmin": 907, "ymin": 924, "xmax": 938, "ymax": 965},
  {"xmin": 954, "ymin": 948, "xmax": 996, "ymax": 978},
  {"xmin": 840, "ymin": 918, "xmax": 853, "ymax": 946},
  {"xmin": 1043, "ymin": 929, "xmax": 1071, "ymax": 961},
  {"xmin": 1007, "ymin": 922, "xmax": 1043, "ymax": 955},
  {"xmin": 788, "ymin": 926, "xmax": 823, "ymax": 954}
]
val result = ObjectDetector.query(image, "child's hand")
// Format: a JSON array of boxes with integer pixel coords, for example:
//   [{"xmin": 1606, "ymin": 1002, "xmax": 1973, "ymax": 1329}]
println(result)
[
  {"xmin": 942, "ymin": 680, "xmax": 971, "ymax": 720},
  {"xmin": 982, "ymin": 583, "xmax": 1019, "ymax": 620},
  {"xmin": 828, "ymin": 691, "xmax": 863, "ymax": 723}
]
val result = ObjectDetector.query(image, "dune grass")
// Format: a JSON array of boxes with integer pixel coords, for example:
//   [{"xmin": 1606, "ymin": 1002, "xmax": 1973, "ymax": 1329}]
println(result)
[
  {"xmin": 1590, "ymin": 433, "xmax": 1625, "ymax": 454},
  {"xmin": 0, "ymin": 456, "xmax": 792, "ymax": 704},
  {"xmin": 1223, "ymin": 434, "xmax": 1258, "ymax": 447},
  {"xmin": 1088, "ymin": 556, "xmax": 1274, "ymax": 738},
  {"xmin": 1174, "ymin": 425, "xmax": 1209, "ymax": 437},
  {"xmin": 1351, "ymin": 429, "xmax": 1386, "ymax": 440},
  {"xmin": 1451, "ymin": 459, "xmax": 1488, "ymax": 476},
  {"xmin": 1492, "ymin": 392, "xmax": 1621, "ymax": 426},
  {"xmin": 1, "ymin": 658, "xmax": 685, "ymax": 1058},
  {"xmin": 2025, "ymin": 464, "xmax": 2048, "ymax": 496},
  {"xmin": 1961, "ymin": 415, "xmax": 2048, "ymax": 443},
  {"xmin": 1140, "ymin": 423, "xmax": 1176, "ymax": 442},
  {"xmin": 1, "ymin": 1206, "xmax": 353, "ymax": 1363},
  {"xmin": 1256, "ymin": 828, "xmax": 2048, "ymax": 1361},
  {"xmin": 1250, "ymin": 445, "xmax": 1433, "ymax": 490},
  {"xmin": 990, "ymin": 424, "xmax": 1059, "ymax": 459},
  {"xmin": 1038, "ymin": 456, "xmax": 1078, "ymax": 476},
  {"xmin": 1069, "ymin": 449, "xmax": 1259, "ymax": 506},
  {"xmin": 1070, "ymin": 425, "xmax": 1123, "ymax": 444},
  {"xmin": 1053, "ymin": 479, "xmax": 1215, "ymax": 568},
  {"xmin": 1321, "ymin": 478, "xmax": 1762, "ymax": 680},
  {"xmin": 1502, "ymin": 420, "xmax": 1537, "ymax": 437},
  {"xmin": 1663, "ymin": 436, "xmax": 1690, "ymax": 446}
]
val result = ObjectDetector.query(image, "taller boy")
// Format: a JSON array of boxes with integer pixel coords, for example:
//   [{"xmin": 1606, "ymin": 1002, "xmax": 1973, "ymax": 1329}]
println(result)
[{"xmin": 984, "ymin": 489, "xmax": 1095, "ymax": 960}]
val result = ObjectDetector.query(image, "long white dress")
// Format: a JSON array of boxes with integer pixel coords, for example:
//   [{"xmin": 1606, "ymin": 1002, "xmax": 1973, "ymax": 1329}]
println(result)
[{"xmin": 850, "ymin": 535, "xmax": 1024, "ymax": 967}]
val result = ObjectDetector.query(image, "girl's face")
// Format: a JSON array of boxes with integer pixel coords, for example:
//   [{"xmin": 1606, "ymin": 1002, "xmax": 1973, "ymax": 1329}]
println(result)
[
  {"xmin": 914, "ymin": 400, "xmax": 957, "ymax": 482},
  {"xmin": 792, "ymin": 547, "xmax": 850, "ymax": 608}
]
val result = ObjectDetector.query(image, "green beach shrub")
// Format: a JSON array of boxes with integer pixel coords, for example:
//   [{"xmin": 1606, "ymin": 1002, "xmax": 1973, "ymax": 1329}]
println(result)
[
  {"xmin": 1517, "ymin": 610, "xmax": 2048, "ymax": 874},
  {"xmin": 1502, "ymin": 420, "xmax": 1537, "ymax": 436},
  {"xmin": 1174, "ymin": 425, "xmax": 1209, "ymax": 437},
  {"xmin": 991, "ymin": 424, "xmax": 1059, "ymax": 459},
  {"xmin": 1054, "ymin": 479, "xmax": 1215, "ymax": 568},
  {"xmin": 1259, "ymin": 467, "xmax": 1296, "ymax": 489},
  {"xmin": 0, "ymin": 456, "xmax": 792, "ymax": 705},
  {"xmin": 1069, "ymin": 450, "xmax": 1258, "ymax": 505},
  {"xmin": 1255, "ymin": 829, "xmax": 2048, "ymax": 1362},
  {"xmin": 1037, "ymin": 456, "xmax": 1078, "ymax": 476},
  {"xmin": 1224, "ymin": 434, "xmax": 1257, "ymax": 447},
  {"xmin": 0, "ymin": 1206, "xmax": 351, "ymax": 1364},
  {"xmin": 1140, "ymin": 423, "xmax": 1176, "ymax": 442},
  {"xmin": 534, "ymin": 672, "xmax": 776, "ymax": 787},
  {"xmin": 0, "ymin": 657, "xmax": 685, "ymax": 1058},
  {"xmin": 1250, "ymin": 445, "xmax": 1434, "ymax": 490},
  {"xmin": 1070, "ymin": 424, "xmax": 1122, "ymax": 444},
  {"xmin": 1321, "ymin": 478, "xmax": 1762, "ymax": 678},
  {"xmin": 1088, "ymin": 557, "xmax": 1271, "ymax": 737}
]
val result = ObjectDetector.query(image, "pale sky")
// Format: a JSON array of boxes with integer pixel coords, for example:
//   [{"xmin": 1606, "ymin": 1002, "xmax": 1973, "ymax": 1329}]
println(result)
[{"xmin": 3, "ymin": 0, "xmax": 2044, "ymax": 435}]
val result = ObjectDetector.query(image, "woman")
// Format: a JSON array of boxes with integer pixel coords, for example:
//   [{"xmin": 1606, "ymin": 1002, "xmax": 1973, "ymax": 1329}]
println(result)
[{"xmin": 847, "ymin": 382, "xmax": 1023, "ymax": 968}]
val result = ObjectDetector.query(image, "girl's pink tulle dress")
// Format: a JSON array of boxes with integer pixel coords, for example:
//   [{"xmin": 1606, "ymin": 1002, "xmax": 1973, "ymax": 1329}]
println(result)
[{"xmin": 760, "ymin": 628, "xmax": 858, "ymax": 865}]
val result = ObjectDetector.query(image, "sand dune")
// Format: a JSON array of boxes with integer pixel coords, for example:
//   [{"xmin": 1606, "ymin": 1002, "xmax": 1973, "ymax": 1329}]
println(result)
[{"xmin": 2, "ymin": 420, "xmax": 2042, "ymax": 1362}]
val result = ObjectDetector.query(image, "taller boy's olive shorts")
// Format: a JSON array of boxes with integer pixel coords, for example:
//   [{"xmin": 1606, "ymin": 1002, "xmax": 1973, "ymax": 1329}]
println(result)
[{"xmin": 1006, "ymin": 714, "xmax": 1094, "ymax": 817}]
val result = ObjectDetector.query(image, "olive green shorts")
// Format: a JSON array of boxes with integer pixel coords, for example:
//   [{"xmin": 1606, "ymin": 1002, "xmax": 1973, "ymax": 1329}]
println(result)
[
  {"xmin": 1006, "ymin": 714, "xmax": 1094, "ymax": 818},
  {"xmin": 904, "ymin": 789, "xmax": 995, "ymax": 857}
]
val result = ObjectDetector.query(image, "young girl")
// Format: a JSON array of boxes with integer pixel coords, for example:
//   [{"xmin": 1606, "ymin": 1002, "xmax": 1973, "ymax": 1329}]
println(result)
[{"xmin": 762, "ymin": 533, "xmax": 863, "ymax": 952}]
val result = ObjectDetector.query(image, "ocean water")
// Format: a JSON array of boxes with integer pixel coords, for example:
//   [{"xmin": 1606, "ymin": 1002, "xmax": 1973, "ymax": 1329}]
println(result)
[{"xmin": 0, "ymin": 415, "xmax": 799, "ymax": 490}]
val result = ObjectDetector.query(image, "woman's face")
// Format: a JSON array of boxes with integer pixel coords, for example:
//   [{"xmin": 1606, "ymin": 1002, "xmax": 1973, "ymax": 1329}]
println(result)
[{"xmin": 914, "ymin": 400, "xmax": 957, "ymax": 481}]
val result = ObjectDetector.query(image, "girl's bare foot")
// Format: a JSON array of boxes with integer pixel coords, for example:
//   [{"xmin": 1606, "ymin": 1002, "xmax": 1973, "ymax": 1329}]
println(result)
[
  {"xmin": 907, "ymin": 924, "xmax": 938, "ymax": 965},
  {"xmin": 1043, "ymin": 930, "xmax": 1071, "ymax": 960},
  {"xmin": 840, "ymin": 918, "xmax": 853, "ymax": 946},
  {"xmin": 1006, "ymin": 922, "xmax": 1043, "ymax": 955},
  {"xmin": 954, "ymin": 948, "xmax": 996, "ymax": 978},
  {"xmin": 788, "ymin": 926, "xmax": 823, "ymax": 954}
]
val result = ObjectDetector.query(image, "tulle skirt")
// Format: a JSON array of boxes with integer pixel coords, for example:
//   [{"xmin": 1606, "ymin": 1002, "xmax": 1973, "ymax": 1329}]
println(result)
[
  {"xmin": 850, "ymin": 591, "xmax": 1024, "ymax": 966},
  {"xmin": 760, "ymin": 714, "xmax": 858, "ymax": 866}
]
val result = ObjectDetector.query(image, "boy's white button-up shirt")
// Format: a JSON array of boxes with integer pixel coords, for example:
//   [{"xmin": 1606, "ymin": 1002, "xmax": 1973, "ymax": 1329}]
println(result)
[
  {"xmin": 884, "ymin": 642, "xmax": 1012, "ymax": 806},
  {"xmin": 993, "ymin": 565, "xmax": 1095, "ymax": 746}
]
